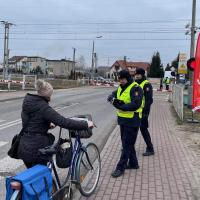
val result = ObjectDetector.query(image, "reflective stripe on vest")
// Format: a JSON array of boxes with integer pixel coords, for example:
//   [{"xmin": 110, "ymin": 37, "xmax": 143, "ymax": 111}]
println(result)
[
  {"xmin": 165, "ymin": 79, "xmax": 170, "ymax": 84},
  {"xmin": 139, "ymin": 80, "xmax": 149, "ymax": 90},
  {"xmin": 117, "ymin": 82, "xmax": 143, "ymax": 118}
]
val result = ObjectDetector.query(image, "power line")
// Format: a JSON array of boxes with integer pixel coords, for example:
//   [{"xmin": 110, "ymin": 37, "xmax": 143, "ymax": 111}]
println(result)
[
  {"xmin": 0, "ymin": 30, "xmax": 188, "ymax": 35},
  {"xmin": 16, "ymin": 19, "xmax": 200, "ymax": 26},
  {"xmin": 0, "ymin": 37, "xmax": 190, "ymax": 41}
]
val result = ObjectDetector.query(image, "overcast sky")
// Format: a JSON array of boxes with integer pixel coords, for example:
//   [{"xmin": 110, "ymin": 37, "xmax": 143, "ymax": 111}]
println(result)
[{"xmin": 0, "ymin": 0, "xmax": 200, "ymax": 67}]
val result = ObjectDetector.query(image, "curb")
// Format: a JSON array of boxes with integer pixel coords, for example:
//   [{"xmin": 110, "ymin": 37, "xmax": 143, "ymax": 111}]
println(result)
[
  {"xmin": 73, "ymin": 125, "xmax": 119, "ymax": 200},
  {"xmin": 0, "ymin": 96, "xmax": 24, "ymax": 102}
]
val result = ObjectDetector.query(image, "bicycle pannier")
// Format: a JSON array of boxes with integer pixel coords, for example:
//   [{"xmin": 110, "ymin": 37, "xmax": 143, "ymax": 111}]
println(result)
[
  {"xmin": 6, "ymin": 164, "xmax": 52, "ymax": 200},
  {"xmin": 56, "ymin": 138, "xmax": 72, "ymax": 168}
]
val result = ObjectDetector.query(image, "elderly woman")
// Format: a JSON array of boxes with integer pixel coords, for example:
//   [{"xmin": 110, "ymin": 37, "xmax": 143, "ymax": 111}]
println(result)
[{"xmin": 17, "ymin": 79, "xmax": 93, "ymax": 168}]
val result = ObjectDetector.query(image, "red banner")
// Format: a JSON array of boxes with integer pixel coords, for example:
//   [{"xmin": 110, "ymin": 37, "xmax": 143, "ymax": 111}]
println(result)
[{"xmin": 188, "ymin": 33, "xmax": 200, "ymax": 111}]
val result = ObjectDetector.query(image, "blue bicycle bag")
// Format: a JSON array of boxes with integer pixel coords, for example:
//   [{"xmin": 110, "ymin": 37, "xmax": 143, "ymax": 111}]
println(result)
[{"xmin": 6, "ymin": 164, "xmax": 52, "ymax": 200}]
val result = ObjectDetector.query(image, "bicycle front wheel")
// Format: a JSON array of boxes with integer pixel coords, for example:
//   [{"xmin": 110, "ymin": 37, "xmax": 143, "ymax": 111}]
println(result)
[{"xmin": 76, "ymin": 143, "xmax": 101, "ymax": 197}]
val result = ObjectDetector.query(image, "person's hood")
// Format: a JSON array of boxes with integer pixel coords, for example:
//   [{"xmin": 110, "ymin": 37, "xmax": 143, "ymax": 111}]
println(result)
[{"xmin": 22, "ymin": 93, "xmax": 48, "ymax": 114}]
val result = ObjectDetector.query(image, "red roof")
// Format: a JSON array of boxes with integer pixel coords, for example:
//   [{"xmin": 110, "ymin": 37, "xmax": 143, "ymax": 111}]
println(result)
[{"xmin": 111, "ymin": 60, "xmax": 150, "ymax": 71}]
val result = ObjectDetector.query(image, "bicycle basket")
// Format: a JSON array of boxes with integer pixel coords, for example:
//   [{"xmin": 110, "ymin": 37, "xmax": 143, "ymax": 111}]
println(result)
[
  {"xmin": 56, "ymin": 138, "xmax": 72, "ymax": 168},
  {"xmin": 69, "ymin": 114, "xmax": 93, "ymax": 138},
  {"xmin": 69, "ymin": 129, "xmax": 92, "ymax": 139}
]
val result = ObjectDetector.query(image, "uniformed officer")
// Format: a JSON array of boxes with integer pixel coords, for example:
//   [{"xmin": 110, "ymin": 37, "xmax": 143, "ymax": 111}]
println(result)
[
  {"xmin": 134, "ymin": 68, "xmax": 154, "ymax": 156},
  {"xmin": 107, "ymin": 70, "xmax": 143, "ymax": 178},
  {"xmin": 164, "ymin": 77, "xmax": 170, "ymax": 90}
]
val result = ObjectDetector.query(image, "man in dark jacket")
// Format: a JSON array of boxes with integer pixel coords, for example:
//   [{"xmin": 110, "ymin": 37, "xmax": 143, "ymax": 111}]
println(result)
[
  {"xmin": 107, "ymin": 70, "xmax": 143, "ymax": 178},
  {"xmin": 18, "ymin": 79, "xmax": 94, "ymax": 168},
  {"xmin": 135, "ymin": 68, "xmax": 154, "ymax": 156}
]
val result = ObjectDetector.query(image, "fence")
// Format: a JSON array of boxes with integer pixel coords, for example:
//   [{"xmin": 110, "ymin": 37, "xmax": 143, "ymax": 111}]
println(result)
[
  {"xmin": 0, "ymin": 75, "xmax": 90, "ymax": 91},
  {"xmin": 172, "ymin": 84, "xmax": 184, "ymax": 121}
]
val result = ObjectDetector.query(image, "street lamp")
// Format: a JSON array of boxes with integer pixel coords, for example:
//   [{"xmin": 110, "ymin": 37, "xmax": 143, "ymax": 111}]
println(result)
[{"xmin": 91, "ymin": 36, "xmax": 102, "ymax": 78}]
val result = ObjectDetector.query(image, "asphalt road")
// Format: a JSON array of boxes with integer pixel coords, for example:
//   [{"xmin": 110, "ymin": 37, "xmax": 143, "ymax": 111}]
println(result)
[{"xmin": 0, "ymin": 86, "xmax": 117, "ymax": 198}]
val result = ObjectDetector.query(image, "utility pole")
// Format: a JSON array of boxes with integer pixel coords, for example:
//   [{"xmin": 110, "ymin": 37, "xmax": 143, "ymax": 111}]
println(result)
[
  {"xmin": 94, "ymin": 53, "xmax": 97, "ymax": 72},
  {"xmin": 91, "ymin": 36, "xmax": 102, "ymax": 79},
  {"xmin": 188, "ymin": 0, "xmax": 196, "ymax": 108},
  {"xmin": 1, "ymin": 21, "xmax": 14, "ymax": 79},
  {"xmin": 91, "ymin": 41, "xmax": 95, "ymax": 78},
  {"xmin": 72, "ymin": 47, "xmax": 76, "ymax": 68}
]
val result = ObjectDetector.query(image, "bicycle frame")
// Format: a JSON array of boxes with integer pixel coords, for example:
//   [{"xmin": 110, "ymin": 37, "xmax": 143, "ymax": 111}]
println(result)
[{"xmin": 50, "ymin": 131, "xmax": 84, "ymax": 193}]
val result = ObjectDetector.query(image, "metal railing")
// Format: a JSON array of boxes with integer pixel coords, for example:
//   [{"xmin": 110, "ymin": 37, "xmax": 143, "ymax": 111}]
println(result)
[{"xmin": 172, "ymin": 84, "xmax": 184, "ymax": 121}]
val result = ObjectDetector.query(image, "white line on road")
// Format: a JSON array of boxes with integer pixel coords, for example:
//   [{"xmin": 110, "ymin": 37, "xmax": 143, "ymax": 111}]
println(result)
[
  {"xmin": 0, "ymin": 141, "xmax": 8, "ymax": 147},
  {"xmin": 56, "ymin": 103, "xmax": 79, "ymax": 111},
  {"xmin": 0, "ymin": 103, "xmax": 80, "ymax": 130},
  {"xmin": 0, "ymin": 121, "xmax": 21, "ymax": 130},
  {"xmin": 0, "ymin": 119, "xmax": 21, "ymax": 127}
]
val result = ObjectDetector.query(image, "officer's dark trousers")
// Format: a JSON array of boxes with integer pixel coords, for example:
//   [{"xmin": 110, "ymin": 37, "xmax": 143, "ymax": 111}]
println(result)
[
  {"xmin": 116, "ymin": 125, "xmax": 139, "ymax": 171},
  {"xmin": 140, "ymin": 116, "xmax": 154, "ymax": 151}
]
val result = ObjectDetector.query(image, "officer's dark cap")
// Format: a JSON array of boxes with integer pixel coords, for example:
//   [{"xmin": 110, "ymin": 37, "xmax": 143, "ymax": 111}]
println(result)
[{"xmin": 135, "ymin": 68, "xmax": 145, "ymax": 76}]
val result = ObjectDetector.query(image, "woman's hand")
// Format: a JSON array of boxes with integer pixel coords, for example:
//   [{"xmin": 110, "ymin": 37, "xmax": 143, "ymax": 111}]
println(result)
[
  {"xmin": 49, "ymin": 122, "xmax": 56, "ymax": 129},
  {"xmin": 87, "ymin": 120, "xmax": 95, "ymax": 128}
]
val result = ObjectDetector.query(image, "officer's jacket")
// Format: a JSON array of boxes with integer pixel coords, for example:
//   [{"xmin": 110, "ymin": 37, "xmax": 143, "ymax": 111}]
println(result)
[{"xmin": 111, "ymin": 81, "xmax": 143, "ymax": 127}]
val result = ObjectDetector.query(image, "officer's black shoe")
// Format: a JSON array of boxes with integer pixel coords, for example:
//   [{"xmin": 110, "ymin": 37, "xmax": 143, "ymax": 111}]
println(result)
[
  {"xmin": 126, "ymin": 164, "xmax": 139, "ymax": 169},
  {"xmin": 111, "ymin": 169, "xmax": 124, "ymax": 178},
  {"xmin": 143, "ymin": 151, "xmax": 155, "ymax": 156}
]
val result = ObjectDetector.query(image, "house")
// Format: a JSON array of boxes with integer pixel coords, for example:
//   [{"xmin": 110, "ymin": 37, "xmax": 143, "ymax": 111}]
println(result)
[
  {"xmin": 110, "ymin": 60, "xmax": 150, "ymax": 79},
  {"xmin": 27, "ymin": 56, "xmax": 47, "ymax": 73},
  {"xmin": 9, "ymin": 56, "xmax": 47, "ymax": 73},
  {"xmin": 8, "ymin": 56, "xmax": 28, "ymax": 72},
  {"xmin": 46, "ymin": 59, "xmax": 75, "ymax": 78}
]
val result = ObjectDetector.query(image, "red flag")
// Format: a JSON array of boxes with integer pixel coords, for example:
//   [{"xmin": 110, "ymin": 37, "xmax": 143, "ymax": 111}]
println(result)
[{"xmin": 188, "ymin": 33, "xmax": 200, "ymax": 112}]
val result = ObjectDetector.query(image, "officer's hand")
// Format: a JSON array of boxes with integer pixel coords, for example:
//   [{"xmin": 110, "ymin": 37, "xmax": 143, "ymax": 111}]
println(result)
[
  {"xmin": 107, "ymin": 94, "xmax": 114, "ymax": 102},
  {"xmin": 112, "ymin": 99, "xmax": 122, "ymax": 109}
]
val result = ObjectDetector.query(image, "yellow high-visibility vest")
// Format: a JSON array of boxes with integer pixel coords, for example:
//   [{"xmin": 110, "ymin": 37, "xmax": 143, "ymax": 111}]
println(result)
[
  {"xmin": 117, "ymin": 82, "xmax": 143, "ymax": 118},
  {"xmin": 139, "ymin": 80, "xmax": 149, "ymax": 90},
  {"xmin": 165, "ymin": 79, "xmax": 170, "ymax": 84},
  {"xmin": 139, "ymin": 80, "xmax": 149, "ymax": 109}
]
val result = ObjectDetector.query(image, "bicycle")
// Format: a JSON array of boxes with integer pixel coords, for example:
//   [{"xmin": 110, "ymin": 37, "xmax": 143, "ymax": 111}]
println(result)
[{"xmin": 8, "ymin": 114, "xmax": 101, "ymax": 200}]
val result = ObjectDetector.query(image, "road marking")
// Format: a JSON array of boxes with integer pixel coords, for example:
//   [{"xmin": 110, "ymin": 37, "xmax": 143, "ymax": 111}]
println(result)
[
  {"xmin": 0, "ymin": 141, "xmax": 8, "ymax": 147},
  {"xmin": 0, "ymin": 119, "xmax": 21, "ymax": 127},
  {"xmin": 0, "ymin": 120, "xmax": 21, "ymax": 130},
  {"xmin": 0, "ymin": 103, "xmax": 80, "ymax": 130},
  {"xmin": 56, "ymin": 103, "xmax": 79, "ymax": 111},
  {"xmin": 0, "ymin": 156, "xmax": 23, "ymax": 174}
]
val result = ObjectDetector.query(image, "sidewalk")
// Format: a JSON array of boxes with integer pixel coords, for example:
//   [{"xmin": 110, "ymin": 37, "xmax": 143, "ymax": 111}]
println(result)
[
  {"xmin": 0, "ymin": 90, "xmax": 29, "ymax": 102},
  {"xmin": 79, "ymin": 91, "xmax": 200, "ymax": 200}
]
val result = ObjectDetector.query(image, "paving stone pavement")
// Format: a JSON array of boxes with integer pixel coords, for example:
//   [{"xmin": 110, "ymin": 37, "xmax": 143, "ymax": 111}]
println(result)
[{"xmin": 79, "ymin": 91, "xmax": 200, "ymax": 200}]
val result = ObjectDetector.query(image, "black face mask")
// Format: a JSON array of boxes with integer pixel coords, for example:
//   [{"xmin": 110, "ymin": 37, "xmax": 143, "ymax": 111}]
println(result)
[{"xmin": 135, "ymin": 76, "xmax": 146, "ymax": 84}]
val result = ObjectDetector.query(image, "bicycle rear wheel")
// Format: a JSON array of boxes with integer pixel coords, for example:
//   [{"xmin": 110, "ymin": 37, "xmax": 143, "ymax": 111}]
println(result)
[{"xmin": 76, "ymin": 143, "xmax": 101, "ymax": 197}]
